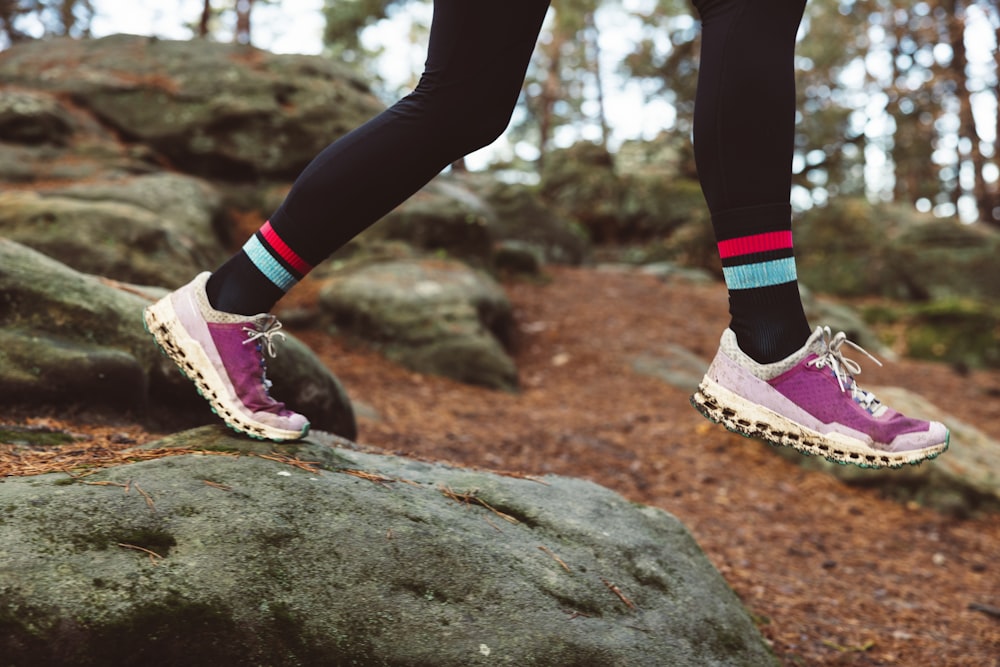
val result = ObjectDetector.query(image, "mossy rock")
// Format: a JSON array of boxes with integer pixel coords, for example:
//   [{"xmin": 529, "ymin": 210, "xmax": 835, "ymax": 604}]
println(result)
[{"xmin": 859, "ymin": 298, "xmax": 1000, "ymax": 369}]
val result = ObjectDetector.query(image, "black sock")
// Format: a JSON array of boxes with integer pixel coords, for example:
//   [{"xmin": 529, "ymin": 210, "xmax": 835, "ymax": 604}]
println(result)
[
  {"xmin": 205, "ymin": 251, "xmax": 286, "ymax": 316},
  {"xmin": 728, "ymin": 281, "xmax": 811, "ymax": 364}
]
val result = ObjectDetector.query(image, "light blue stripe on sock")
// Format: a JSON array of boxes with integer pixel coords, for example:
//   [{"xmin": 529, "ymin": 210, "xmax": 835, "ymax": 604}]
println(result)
[
  {"xmin": 723, "ymin": 257, "xmax": 798, "ymax": 290},
  {"xmin": 243, "ymin": 235, "xmax": 298, "ymax": 292}
]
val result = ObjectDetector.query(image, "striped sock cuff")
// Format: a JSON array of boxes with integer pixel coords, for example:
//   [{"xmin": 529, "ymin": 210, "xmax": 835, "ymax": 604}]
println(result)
[
  {"xmin": 242, "ymin": 220, "xmax": 314, "ymax": 292},
  {"xmin": 722, "ymin": 257, "xmax": 798, "ymax": 290},
  {"xmin": 718, "ymin": 230, "xmax": 798, "ymax": 290}
]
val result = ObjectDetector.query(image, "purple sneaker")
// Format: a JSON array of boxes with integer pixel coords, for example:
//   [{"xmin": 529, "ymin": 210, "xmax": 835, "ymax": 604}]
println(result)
[
  {"xmin": 691, "ymin": 326, "xmax": 949, "ymax": 468},
  {"xmin": 143, "ymin": 272, "xmax": 310, "ymax": 442}
]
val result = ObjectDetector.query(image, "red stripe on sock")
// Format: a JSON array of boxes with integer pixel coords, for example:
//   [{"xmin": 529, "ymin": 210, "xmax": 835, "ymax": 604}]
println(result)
[
  {"xmin": 260, "ymin": 220, "xmax": 313, "ymax": 275},
  {"xmin": 717, "ymin": 231, "xmax": 793, "ymax": 259}
]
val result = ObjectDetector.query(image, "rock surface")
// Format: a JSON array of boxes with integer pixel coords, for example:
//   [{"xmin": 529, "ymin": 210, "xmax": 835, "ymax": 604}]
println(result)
[
  {"xmin": 0, "ymin": 34, "xmax": 384, "ymax": 180},
  {"xmin": 795, "ymin": 199, "xmax": 1000, "ymax": 303},
  {"xmin": 0, "ymin": 427, "xmax": 776, "ymax": 666},
  {"xmin": 0, "ymin": 174, "xmax": 225, "ymax": 288},
  {"xmin": 0, "ymin": 239, "xmax": 355, "ymax": 438},
  {"xmin": 320, "ymin": 257, "xmax": 519, "ymax": 391}
]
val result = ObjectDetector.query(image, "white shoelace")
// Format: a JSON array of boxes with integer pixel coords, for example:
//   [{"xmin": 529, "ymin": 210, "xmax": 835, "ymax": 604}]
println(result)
[
  {"xmin": 242, "ymin": 315, "xmax": 286, "ymax": 358},
  {"xmin": 807, "ymin": 327, "xmax": 885, "ymax": 413},
  {"xmin": 241, "ymin": 315, "xmax": 287, "ymax": 394}
]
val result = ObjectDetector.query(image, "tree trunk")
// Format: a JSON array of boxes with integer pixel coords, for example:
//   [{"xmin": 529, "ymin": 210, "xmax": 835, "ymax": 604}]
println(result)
[
  {"xmin": 533, "ymin": 32, "xmax": 566, "ymax": 171},
  {"xmin": 992, "ymin": 8, "xmax": 1000, "ymax": 227},
  {"xmin": 946, "ymin": 0, "xmax": 988, "ymax": 219},
  {"xmin": 585, "ymin": 11, "xmax": 610, "ymax": 152},
  {"xmin": 235, "ymin": 0, "xmax": 253, "ymax": 45},
  {"xmin": 199, "ymin": 0, "xmax": 212, "ymax": 38}
]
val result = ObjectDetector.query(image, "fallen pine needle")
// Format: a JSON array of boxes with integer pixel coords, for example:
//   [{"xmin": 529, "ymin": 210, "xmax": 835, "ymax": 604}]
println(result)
[
  {"xmin": 821, "ymin": 639, "xmax": 875, "ymax": 653},
  {"xmin": 483, "ymin": 515, "xmax": 504, "ymax": 533},
  {"xmin": 538, "ymin": 545, "xmax": 571, "ymax": 572},
  {"xmin": 98, "ymin": 277, "xmax": 158, "ymax": 300},
  {"xmin": 439, "ymin": 485, "xmax": 519, "ymax": 524},
  {"xmin": 133, "ymin": 482, "xmax": 156, "ymax": 511},
  {"xmin": 601, "ymin": 577, "xmax": 637, "ymax": 610},
  {"xmin": 252, "ymin": 452, "xmax": 321, "ymax": 474},
  {"xmin": 118, "ymin": 543, "xmax": 163, "ymax": 565},
  {"xmin": 341, "ymin": 469, "xmax": 396, "ymax": 487},
  {"xmin": 80, "ymin": 480, "xmax": 130, "ymax": 489},
  {"xmin": 202, "ymin": 480, "xmax": 233, "ymax": 492}
]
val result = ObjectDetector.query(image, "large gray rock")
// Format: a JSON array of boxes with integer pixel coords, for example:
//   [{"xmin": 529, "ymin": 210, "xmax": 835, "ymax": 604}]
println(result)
[
  {"xmin": 0, "ymin": 427, "xmax": 777, "ymax": 666},
  {"xmin": 458, "ymin": 173, "xmax": 591, "ymax": 266},
  {"xmin": 796, "ymin": 198, "xmax": 1000, "ymax": 302},
  {"xmin": 320, "ymin": 257, "xmax": 519, "ymax": 391},
  {"xmin": 0, "ymin": 87, "xmax": 74, "ymax": 145},
  {"xmin": 0, "ymin": 173, "xmax": 225, "ymax": 288},
  {"xmin": 0, "ymin": 239, "xmax": 355, "ymax": 437},
  {"xmin": 0, "ymin": 34, "xmax": 384, "ymax": 180},
  {"xmin": 886, "ymin": 218, "xmax": 1000, "ymax": 302},
  {"xmin": 365, "ymin": 178, "xmax": 496, "ymax": 267},
  {"xmin": 365, "ymin": 174, "xmax": 590, "ymax": 270},
  {"xmin": 0, "ymin": 86, "xmax": 155, "ymax": 184}
]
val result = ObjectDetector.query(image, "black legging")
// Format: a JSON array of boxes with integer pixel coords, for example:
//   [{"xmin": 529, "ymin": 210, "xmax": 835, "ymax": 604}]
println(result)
[
  {"xmin": 214, "ymin": 0, "xmax": 809, "ymax": 356},
  {"xmin": 691, "ymin": 0, "xmax": 807, "ymax": 216},
  {"xmin": 269, "ymin": 0, "xmax": 550, "ymax": 263},
  {"xmin": 271, "ymin": 0, "xmax": 806, "ymax": 259}
]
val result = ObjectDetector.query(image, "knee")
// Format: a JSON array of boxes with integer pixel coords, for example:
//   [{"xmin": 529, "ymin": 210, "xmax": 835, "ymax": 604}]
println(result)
[
  {"xmin": 453, "ymin": 97, "xmax": 516, "ymax": 153},
  {"xmin": 393, "ymin": 83, "xmax": 518, "ymax": 156}
]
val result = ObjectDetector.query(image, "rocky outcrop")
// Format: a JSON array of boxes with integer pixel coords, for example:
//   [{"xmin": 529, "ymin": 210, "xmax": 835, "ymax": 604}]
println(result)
[
  {"xmin": 0, "ymin": 239, "xmax": 355, "ymax": 438},
  {"xmin": 0, "ymin": 34, "xmax": 385, "ymax": 180},
  {"xmin": 795, "ymin": 198, "xmax": 1000, "ymax": 303},
  {"xmin": 0, "ymin": 427, "xmax": 777, "ymax": 666},
  {"xmin": 319, "ymin": 257, "xmax": 519, "ymax": 391},
  {"xmin": 0, "ymin": 173, "xmax": 225, "ymax": 288},
  {"xmin": 365, "ymin": 174, "xmax": 590, "ymax": 268}
]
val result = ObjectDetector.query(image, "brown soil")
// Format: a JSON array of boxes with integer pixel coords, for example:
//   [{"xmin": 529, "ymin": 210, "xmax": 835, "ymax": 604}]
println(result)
[{"xmin": 3, "ymin": 265, "xmax": 998, "ymax": 666}]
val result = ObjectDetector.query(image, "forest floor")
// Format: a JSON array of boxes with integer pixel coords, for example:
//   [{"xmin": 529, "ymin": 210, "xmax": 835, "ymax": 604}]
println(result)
[{"xmin": 3, "ymin": 265, "xmax": 999, "ymax": 666}]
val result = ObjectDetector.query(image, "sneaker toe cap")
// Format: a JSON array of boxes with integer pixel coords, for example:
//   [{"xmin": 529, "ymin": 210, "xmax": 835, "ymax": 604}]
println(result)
[
  {"xmin": 252, "ymin": 410, "xmax": 310, "ymax": 436},
  {"xmin": 889, "ymin": 420, "xmax": 948, "ymax": 452}
]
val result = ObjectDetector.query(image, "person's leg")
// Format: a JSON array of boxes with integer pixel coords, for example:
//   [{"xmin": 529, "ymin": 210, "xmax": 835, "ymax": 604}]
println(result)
[
  {"xmin": 692, "ymin": 0, "xmax": 810, "ymax": 364},
  {"xmin": 689, "ymin": 0, "xmax": 949, "ymax": 467},
  {"xmin": 208, "ymin": 0, "xmax": 551, "ymax": 316},
  {"xmin": 145, "ymin": 0, "xmax": 550, "ymax": 441}
]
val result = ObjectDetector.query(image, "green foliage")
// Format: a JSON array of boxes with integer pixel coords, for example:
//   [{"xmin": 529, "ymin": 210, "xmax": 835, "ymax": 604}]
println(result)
[
  {"xmin": 861, "ymin": 298, "xmax": 1000, "ymax": 369},
  {"xmin": 321, "ymin": 0, "xmax": 416, "ymax": 72}
]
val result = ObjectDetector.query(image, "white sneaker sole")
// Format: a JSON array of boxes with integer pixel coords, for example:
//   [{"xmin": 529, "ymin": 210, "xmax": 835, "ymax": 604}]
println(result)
[
  {"xmin": 144, "ymin": 296, "xmax": 308, "ymax": 442},
  {"xmin": 691, "ymin": 377, "xmax": 948, "ymax": 469}
]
